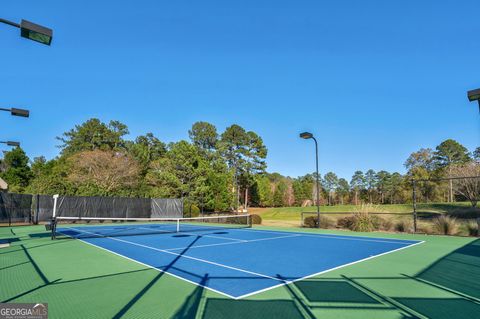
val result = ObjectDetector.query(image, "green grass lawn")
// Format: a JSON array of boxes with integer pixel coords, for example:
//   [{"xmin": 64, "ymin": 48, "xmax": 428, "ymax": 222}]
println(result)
[
  {"xmin": 251, "ymin": 202, "xmax": 476, "ymax": 221},
  {"xmin": 1, "ymin": 224, "xmax": 479, "ymax": 318}
]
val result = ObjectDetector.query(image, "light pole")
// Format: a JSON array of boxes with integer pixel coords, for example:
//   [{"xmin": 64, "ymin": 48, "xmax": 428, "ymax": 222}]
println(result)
[
  {"xmin": 0, "ymin": 107, "xmax": 29, "ymax": 118},
  {"xmin": 0, "ymin": 18, "xmax": 52, "ymax": 45},
  {"xmin": 467, "ymin": 88, "xmax": 480, "ymax": 234},
  {"xmin": 0, "ymin": 141, "xmax": 20, "ymax": 147},
  {"xmin": 300, "ymin": 132, "xmax": 320, "ymax": 228},
  {"xmin": 468, "ymin": 88, "xmax": 480, "ymax": 113}
]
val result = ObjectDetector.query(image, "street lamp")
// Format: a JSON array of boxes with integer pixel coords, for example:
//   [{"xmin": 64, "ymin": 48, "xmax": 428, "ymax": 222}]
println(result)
[
  {"xmin": 0, "ymin": 141, "xmax": 20, "ymax": 147},
  {"xmin": 300, "ymin": 132, "xmax": 321, "ymax": 228},
  {"xmin": 0, "ymin": 107, "xmax": 29, "ymax": 118},
  {"xmin": 0, "ymin": 18, "xmax": 53, "ymax": 45},
  {"xmin": 468, "ymin": 88, "xmax": 480, "ymax": 113}
]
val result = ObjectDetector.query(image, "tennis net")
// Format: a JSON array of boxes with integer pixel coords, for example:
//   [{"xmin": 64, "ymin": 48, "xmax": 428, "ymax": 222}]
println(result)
[{"xmin": 51, "ymin": 214, "xmax": 252, "ymax": 239}]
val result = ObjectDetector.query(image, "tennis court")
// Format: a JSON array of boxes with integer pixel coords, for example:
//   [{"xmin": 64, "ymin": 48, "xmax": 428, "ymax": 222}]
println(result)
[
  {"xmin": 2, "ymin": 223, "xmax": 480, "ymax": 318},
  {"xmin": 55, "ymin": 218, "xmax": 421, "ymax": 299}
]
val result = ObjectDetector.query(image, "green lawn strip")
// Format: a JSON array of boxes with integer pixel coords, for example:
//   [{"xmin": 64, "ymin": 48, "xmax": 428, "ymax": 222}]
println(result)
[
  {"xmin": 256, "ymin": 202, "xmax": 475, "ymax": 221},
  {"xmin": 1, "ymin": 224, "xmax": 478, "ymax": 319}
]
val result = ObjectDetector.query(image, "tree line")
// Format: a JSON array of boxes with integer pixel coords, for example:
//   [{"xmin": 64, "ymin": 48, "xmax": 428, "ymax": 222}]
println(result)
[{"xmin": 0, "ymin": 118, "xmax": 479, "ymax": 210}]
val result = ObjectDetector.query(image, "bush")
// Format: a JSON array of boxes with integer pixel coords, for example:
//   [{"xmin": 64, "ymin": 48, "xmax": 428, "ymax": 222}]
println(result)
[
  {"xmin": 336, "ymin": 213, "xmax": 384, "ymax": 232},
  {"xmin": 184, "ymin": 204, "xmax": 200, "ymax": 217},
  {"xmin": 432, "ymin": 215, "xmax": 458, "ymax": 235},
  {"xmin": 250, "ymin": 214, "xmax": 262, "ymax": 225},
  {"xmin": 337, "ymin": 216, "xmax": 355, "ymax": 229},
  {"xmin": 303, "ymin": 215, "xmax": 334, "ymax": 228},
  {"xmin": 466, "ymin": 220, "xmax": 479, "ymax": 236},
  {"xmin": 416, "ymin": 223, "xmax": 432, "ymax": 234},
  {"xmin": 352, "ymin": 213, "xmax": 383, "ymax": 232},
  {"xmin": 379, "ymin": 218, "xmax": 394, "ymax": 231},
  {"xmin": 395, "ymin": 219, "xmax": 413, "ymax": 233}
]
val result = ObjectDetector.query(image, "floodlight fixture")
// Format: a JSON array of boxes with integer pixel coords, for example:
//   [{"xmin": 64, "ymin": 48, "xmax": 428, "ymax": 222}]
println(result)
[
  {"xmin": 300, "ymin": 132, "xmax": 313, "ymax": 139},
  {"xmin": 0, "ymin": 18, "xmax": 53, "ymax": 45},
  {"xmin": 0, "ymin": 141, "xmax": 20, "ymax": 147},
  {"xmin": 467, "ymin": 88, "xmax": 480, "ymax": 113},
  {"xmin": 0, "ymin": 107, "xmax": 30, "ymax": 117}
]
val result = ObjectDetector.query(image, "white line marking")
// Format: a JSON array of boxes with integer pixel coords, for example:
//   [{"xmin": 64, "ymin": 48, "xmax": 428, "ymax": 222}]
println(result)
[
  {"xmin": 57, "ymin": 230, "xmax": 238, "ymax": 299},
  {"xmin": 137, "ymin": 227, "xmax": 247, "ymax": 243},
  {"xmin": 234, "ymin": 240, "xmax": 426, "ymax": 299},
  {"xmin": 234, "ymin": 228, "xmax": 419, "ymax": 245},
  {"xmin": 61, "ymin": 224, "xmax": 249, "ymax": 242},
  {"xmin": 69, "ymin": 227, "xmax": 282, "ymax": 282},
  {"xmin": 165, "ymin": 234, "xmax": 302, "ymax": 251},
  {"xmin": 57, "ymin": 227, "xmax": 425, "ymax": 300}
]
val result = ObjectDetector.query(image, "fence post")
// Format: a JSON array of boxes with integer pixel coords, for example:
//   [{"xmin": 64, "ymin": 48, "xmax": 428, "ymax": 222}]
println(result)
[
  {"xmin": 32, "ymin": 194, "xmax": 39, "ymax": 225},
  {"xmin": 8, "ymin": 194, "xmax": 12, "ymax": 227},
  {"xmin": 412, "ymin": 180, "xmax": 417, "ymax": 233}
]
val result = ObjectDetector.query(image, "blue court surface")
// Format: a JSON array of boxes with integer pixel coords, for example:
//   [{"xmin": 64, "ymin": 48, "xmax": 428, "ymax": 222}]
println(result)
[{"xmin": 57, "ymin": 224, "xmax": 422, "ymax": 299}]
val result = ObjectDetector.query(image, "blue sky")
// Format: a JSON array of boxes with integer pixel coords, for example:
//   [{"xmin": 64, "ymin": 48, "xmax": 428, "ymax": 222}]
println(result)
[{"xmin": 1, "ymin": 0, "xmax": 479, "ymax": 180}]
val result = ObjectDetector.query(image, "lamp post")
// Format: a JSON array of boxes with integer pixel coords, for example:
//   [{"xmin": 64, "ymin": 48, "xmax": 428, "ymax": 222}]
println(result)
[
  {"xmin": 468, "ymin": 88, "xmax": 480, "ymax": 113},
  {"xmin": 0, "ymin": 141, "xmax": 20, "ymax": 147},
  {"xmin": 467, "ymin": 88, "xmax": 480, "ymax": 234},
  {"xmin": 300, "ymin": 132, "xmax": 320, "ymax": 228},
  {"xmin": 0, "ymin": 107, "xmax": 29, "ymax": 118},
  {"xmin": 0, "ymin": 18, "xmax": 52, "ymax": 45}
]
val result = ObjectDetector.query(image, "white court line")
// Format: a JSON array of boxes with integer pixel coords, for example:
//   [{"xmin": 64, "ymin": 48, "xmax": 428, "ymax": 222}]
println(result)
[
  {"xmin": 57, "ymin": 229, "xmax": 238, "ymax": 299},
  {"xmin": 61, "ymin": 225, "xmax": 246, "ymax": 243},
  {"xmin": 62, "ymin": 223, "xmax": 249, "ymax": 242},
  {"xmin": 234, "ymin": 228, "xmax": 419, "ymax": 245},
  {"xmin": 77, "ymin": 224, "xmax": 417, "ymax": 245},
  {"xmin": 65, "ymin": 224, "xmax": 417, "ymax": 245},
  {"xmin": 164, "ymin": 234, "xmax": 302, "ymax": 251},
  {"xmin": 58, "ymin": 227, "xmax": 425, "ymax": 300},
  {"xmin": 69, "ymin": 227, "xmax": 282, "ymax": 282},
  {"xmin": 235, "ymin": 240, "xmax": 425, "ymax": 299},
  {"xmin": 137, "ymin": 227, "xmax": 247, "ymax": 243}
]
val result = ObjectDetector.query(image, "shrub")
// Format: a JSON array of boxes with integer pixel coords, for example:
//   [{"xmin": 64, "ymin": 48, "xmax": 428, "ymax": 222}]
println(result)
[
  {"xmin": 336, "ymin": 213, "xmax": 384, "ymax": 232},
  {"xmin": 432, "ymin": 215, "xmax": 458, "ymax": 235},
  {"xmin": 352, "ymin": 213, "xmax": 383, "ymax": 232},
  {"xmin": 416, "ymin": 223, "xmax": 432, "ymax": 234},
  {"xmin": 250, "ymin": 214, "xmax": 262, "ymax": 225},
  {"xmin": 395, "ymin": 219, "xmax": 413, "ymax": 233},
  {"xmin": 303, "ymin": 215, "xmax": 334, "ymax": 228},
  {"xmin": 466, "ymin": 220, "xmax": 479, "ymax": 237},
  {"xmin": 184, "ymin": 204, "xmax": 200, "ymax": 217},
  {"xmin": 337, "ymin": 216, "xmax": 355, "ymax": 229},
  {"xmin": 379, "ymin": 218, "xmax": 394, "ymax": 231}
]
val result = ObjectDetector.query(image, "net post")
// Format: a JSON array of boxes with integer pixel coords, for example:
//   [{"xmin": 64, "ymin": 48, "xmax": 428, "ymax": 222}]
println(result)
[
  {"xmin": 52, "ymin": 194, "xmax": 59, "ymax": 219},
  {"xmin": 176, "ymin": 218, "xmax": 180, "ymax": 232},
  {"xmin": 51, "ymin": 194, "xmax": 59, "ymax": 240},
  {"xmin": 247, "ymin": 214, "xmax": 252, "ymax": 228},
  {"xmin": 51, "ymin": 218, "xmax": 57, "ymax": 240}
]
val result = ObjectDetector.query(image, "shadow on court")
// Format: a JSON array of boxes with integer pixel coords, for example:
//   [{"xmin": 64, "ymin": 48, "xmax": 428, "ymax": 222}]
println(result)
[{"xmin": 193, "ymin": 240, "xmax": 480, "ymax": 319}]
